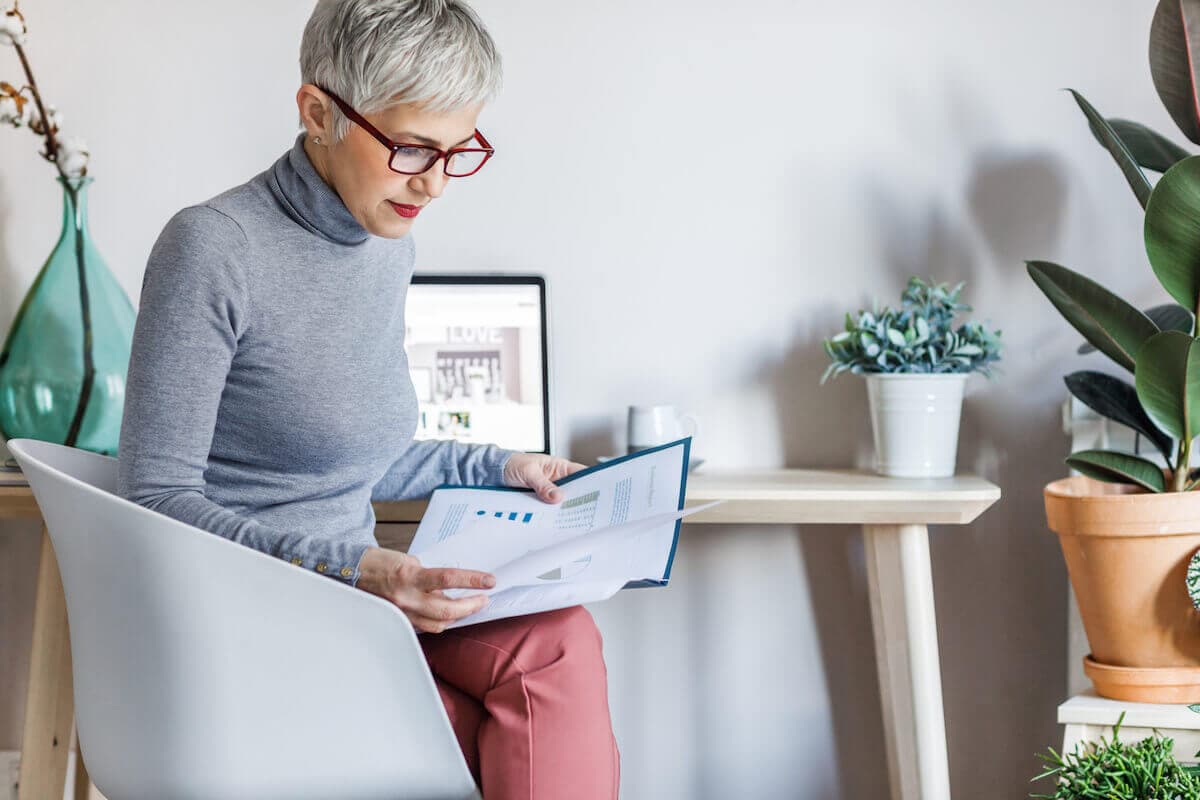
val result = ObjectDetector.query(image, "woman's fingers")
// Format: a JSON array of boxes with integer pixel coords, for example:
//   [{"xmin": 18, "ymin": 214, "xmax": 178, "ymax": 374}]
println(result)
[
  {"xmin": 410, "ymin": 592, "xmax": 489, "ymax": 632},
  {"xmin": 407, "ymin": 567, "xmax": 492, "ymax": 631},
  {"xmin": 524, "ymin": 471, "xmax": 562, "ymax": 503},
  {"xmin": 418, "ymin": 566, "xmax": 496, "ymax": 592}
]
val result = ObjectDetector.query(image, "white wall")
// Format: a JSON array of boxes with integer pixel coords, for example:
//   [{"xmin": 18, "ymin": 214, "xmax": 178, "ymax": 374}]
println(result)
[{"xmin": 0, "ymin": 1, "xmax": 1176, "ymax": 797}]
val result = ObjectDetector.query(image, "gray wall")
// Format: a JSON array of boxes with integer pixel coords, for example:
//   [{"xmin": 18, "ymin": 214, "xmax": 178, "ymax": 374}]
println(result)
[{"xmin": 0, "ymin": 1, "xmax": 1176, "ymax": 797}]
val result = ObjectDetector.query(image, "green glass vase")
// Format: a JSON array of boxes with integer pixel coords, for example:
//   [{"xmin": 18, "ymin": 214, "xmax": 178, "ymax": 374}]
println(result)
[{"xmin": 0, "ymin": 176, "xmax": 135, "ymax": 456}]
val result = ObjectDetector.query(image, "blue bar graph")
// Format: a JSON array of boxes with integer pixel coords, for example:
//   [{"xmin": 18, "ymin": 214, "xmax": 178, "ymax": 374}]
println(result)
[{"xmin": 475, "ymin": 509, "xmax": 534, "ymax": 524}]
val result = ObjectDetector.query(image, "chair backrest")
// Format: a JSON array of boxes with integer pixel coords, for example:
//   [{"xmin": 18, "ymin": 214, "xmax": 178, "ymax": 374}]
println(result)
[{"xmin": 8, "ymin": 438, "xmax": 480, "ymax": 800}]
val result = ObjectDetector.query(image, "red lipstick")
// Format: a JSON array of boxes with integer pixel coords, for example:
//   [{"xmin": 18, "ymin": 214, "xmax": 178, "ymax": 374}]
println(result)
[{"xmin": 388, "ymin": 201, "xmax": 422, "ymax": 218}]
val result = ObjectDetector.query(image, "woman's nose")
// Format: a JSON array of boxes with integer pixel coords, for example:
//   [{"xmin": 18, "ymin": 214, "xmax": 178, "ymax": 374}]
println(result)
[{"xmin": 411, "ymin": 162, "xmax": 450, "ymax": 198}]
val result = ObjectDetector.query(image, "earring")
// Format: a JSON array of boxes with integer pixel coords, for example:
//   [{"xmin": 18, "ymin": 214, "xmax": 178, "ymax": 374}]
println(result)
[{"xmin": 313, "ymin": 136, "xmax": 322, "ymax": 144}]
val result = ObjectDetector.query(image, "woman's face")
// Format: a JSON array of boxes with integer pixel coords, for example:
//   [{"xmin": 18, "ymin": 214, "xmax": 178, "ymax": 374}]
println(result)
[{"xmin": 298, "ymin": 85, "xmax": 483, "ymax": 239}]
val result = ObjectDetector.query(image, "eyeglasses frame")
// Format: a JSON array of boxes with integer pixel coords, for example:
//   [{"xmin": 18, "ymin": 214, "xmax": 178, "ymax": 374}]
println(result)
[{"xmin": 314, "ymin": 84, "xmax": 495, "ymax": 177}]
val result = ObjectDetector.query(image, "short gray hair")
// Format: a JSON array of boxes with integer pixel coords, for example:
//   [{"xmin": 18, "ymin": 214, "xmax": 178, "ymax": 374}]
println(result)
[{"xmin": 299, "ymin": 0, "xmax": 502, "ymax": 142}]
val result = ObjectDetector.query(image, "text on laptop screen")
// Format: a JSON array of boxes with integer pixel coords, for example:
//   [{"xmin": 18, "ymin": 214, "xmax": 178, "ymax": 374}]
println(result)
[{"xmin": 403, "ymin": 280, "xmax": 548, "ymax": 453}]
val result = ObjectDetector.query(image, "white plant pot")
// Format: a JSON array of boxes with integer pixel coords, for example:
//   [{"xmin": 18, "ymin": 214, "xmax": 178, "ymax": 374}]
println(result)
[{"xmin": 865, "ymin": 373, "xmax": 969, "ymax": 478}]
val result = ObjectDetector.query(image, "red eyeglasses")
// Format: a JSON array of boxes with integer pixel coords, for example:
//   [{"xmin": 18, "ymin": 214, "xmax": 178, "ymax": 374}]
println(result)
[{"xmin": 316, "ymin": 85, "xmax": 495, "ymax": 177}]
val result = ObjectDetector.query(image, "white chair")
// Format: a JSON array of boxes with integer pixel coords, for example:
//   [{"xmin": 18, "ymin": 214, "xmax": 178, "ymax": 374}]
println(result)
[{"xmin": 8, "ymin": 437, "xmax": 480, "ymax": 800}]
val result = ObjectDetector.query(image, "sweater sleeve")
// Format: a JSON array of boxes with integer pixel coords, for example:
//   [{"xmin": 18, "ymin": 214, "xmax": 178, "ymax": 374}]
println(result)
[
  {"xmin": 116, "ymin": 205, "xmax": 368, "ymax": 586},
  {"xmin": 370, "ymin": 439, "xmax": 517, "ymax": 501}
]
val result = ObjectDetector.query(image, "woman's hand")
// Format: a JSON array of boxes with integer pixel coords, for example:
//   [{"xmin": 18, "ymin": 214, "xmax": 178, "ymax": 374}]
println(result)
[
  {"xmin": 356, "ymin": 546, "xmax": 494, "ymax": 634},
  {"xmin": 355, "ymin": 453, "xmax": 586, "ymax": 631},
  {"xmin": 502, "ymin": 452, "xmax": 588, "ymax": 503}
]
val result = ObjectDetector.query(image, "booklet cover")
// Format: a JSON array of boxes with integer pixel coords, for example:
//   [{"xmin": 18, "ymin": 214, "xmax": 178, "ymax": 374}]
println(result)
[{"xmin": 407, "ymin": 436, "xmax": 721, "ymax": 629}]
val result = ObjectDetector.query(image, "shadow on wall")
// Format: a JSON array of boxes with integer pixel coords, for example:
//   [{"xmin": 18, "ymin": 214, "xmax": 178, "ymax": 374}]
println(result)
[
  {"xmin": 564, "ymin": 415, "xmax": 621, "ymax": 465},
  {"xmin": 754, "ymin": 147, "xmax": 1075, "ymax": 798},
  {"xmin": 967, "ymin": 148, "xmax": 1068, "ymax": 267}
]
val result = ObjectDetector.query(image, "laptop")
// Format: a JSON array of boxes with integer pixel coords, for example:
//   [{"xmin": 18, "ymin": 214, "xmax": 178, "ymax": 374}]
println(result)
[{"xmin": 403, "ymin": 274, "xmax": 553, "ymax": 455}]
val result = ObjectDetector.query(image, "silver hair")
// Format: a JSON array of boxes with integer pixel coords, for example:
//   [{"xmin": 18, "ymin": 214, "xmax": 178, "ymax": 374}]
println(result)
[{"xmin": 299, "ymin": 0, "xmax": 502, "ymax": 142}]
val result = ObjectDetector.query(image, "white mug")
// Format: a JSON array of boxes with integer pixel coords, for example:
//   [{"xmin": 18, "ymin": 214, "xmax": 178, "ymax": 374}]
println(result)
[{"xmin": 627, "ymin": 404, "xmax": 700, "ymax": 453}]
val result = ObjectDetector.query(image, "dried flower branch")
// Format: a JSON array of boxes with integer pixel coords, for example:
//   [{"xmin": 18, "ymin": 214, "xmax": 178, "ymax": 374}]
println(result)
[
  {"xmin": 1, "ymin": 0, "xmax": 89, "ymax": 178},
  {"xmin": 0, "ymin": 1, "xmax": 26, "ymax": 46},
  {"xmin": 0, "ymin": 0, "xmax": 96, "ymax": 451},
  {"xmin": 0, "ymin": 80, "xmax": 31, "ymax": 126}
]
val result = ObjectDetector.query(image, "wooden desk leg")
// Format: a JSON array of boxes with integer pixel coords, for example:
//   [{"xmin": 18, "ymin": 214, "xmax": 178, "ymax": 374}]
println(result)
[
  {"xmin": 17, "ymin": 526, "xmax": 75, "ymax": 800},
  {"xmin": 863, "ymin": 523, "xmax": 951, "ymax": 800},
  {"xmin": 74, "ymin": 749, "xmax": 91, "ymax": 800}
]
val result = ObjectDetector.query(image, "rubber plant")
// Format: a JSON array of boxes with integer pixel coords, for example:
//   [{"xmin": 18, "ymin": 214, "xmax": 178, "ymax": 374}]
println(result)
[{"xmin": 1028, "ymin": 0, "xmax": 1200, "ymax": 494}]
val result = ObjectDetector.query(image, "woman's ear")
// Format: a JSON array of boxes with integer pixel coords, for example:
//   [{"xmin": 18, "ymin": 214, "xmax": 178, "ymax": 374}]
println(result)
[{"xmin": 296, "ymin": 84, "xmax": 331, "ymax": 142}]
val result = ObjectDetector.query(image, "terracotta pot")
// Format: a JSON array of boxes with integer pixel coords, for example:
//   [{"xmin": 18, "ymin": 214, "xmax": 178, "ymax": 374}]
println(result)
[
  {"xmin": 1082, "ymin": 655, "xmax": 1200, "ymax": 703},
  {"xmin": 1044, "ymin": 475, "xmax": 1200, "ymax": 670}
]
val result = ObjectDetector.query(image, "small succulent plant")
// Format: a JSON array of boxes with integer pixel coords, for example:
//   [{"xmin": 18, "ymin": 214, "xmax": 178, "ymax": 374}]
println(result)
[
  {"xmin": 1030, "ymin": 712, "xmax": 1200, "ymax": 798},
  {"xmin": 820, "ymin": 277, "xmax": 1002, "ymax": 384}
]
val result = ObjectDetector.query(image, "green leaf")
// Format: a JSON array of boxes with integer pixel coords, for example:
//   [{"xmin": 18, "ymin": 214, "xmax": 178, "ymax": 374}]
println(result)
[
  {"xmin": 1066, "ymin": 450, "xmax": 1167, "ymax": 492},
  {"xmin": 1078, "ymin": 304, "xmax": 1194, "ymax": 353},
  {"xmin": 1106, "ymin": 119, "xmax": 1193, "ymax": 172},
  {"xmin": 1150, "ymin": 0, "xmax": 1200, "ymax": 146},
  {"xmin": 1134, "ymin": 330, "xmax": 1200, "ymax": 442},
  {"xmin": 1146, "ymin": 156, "xmax": 1200, "ymax": 310},
  {"xmin": 1069, "ymin": 89, "xmax": 1153, "ymax": 208},
  {"xmin": 1027, "ymin": 260, "xmax": 1160, "ymax": 372},
  {"xmin": 1064, "ymin": 371, "xmax": 1175, "ymax": 462},
  {"xmin": 1189, "ymin": 550, "xmax": 1200, "ymax": 610}
]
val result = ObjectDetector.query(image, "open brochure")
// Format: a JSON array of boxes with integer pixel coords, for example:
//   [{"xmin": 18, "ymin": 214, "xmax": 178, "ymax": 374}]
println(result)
[{"xmin": 407, "ymin": 436, "xmax": 722, "ymax": 629}]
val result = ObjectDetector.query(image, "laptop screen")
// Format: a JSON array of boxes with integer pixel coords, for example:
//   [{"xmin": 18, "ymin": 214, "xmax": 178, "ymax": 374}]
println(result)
[{"xmin": 403, "ymin": 274, "xmax": 551, "ymax": 454}]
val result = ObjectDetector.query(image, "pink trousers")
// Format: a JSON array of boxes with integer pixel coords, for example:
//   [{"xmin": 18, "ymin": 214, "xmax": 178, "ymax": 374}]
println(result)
[{"xmin": 419, "ymin": 605, "xmax": 620, "ymax": 800}]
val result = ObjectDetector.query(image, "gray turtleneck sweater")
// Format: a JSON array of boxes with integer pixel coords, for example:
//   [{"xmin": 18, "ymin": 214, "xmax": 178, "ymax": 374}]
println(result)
[{"xmin": 117, "ymin": 132, "xmax": 516, "ymax": 586}]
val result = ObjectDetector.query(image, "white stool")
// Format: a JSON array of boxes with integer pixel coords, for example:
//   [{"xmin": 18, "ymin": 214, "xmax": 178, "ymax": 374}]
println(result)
[{"xmin": 1059, "ymin": 690, "xmax": 1200, "ymax": 765}]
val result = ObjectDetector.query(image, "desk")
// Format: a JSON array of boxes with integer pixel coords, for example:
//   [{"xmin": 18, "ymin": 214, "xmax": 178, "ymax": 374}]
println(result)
[{"xmin": 3, "ymin": 468, "xmax": 999, "ymax": 800}]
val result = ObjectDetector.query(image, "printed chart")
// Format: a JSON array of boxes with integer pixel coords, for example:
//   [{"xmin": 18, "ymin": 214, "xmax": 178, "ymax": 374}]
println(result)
[
  {"xmin": 476, "ymin": 509, "xmax": 535, "ymax": 523},
  {"xmin": 555, "ymin": 490, "xmax": 599, "ymax": 530}
]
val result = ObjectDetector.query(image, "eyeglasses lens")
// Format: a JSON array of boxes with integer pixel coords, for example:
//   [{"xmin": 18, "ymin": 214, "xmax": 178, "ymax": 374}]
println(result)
[{"xmin": 390, "ymin": 146, "xmax": 487, "ymax": 176}]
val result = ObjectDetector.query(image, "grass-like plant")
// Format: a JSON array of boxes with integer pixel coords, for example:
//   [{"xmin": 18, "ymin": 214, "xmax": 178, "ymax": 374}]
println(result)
[
  {"xmin": 1030, "ymin": 712, "xmax": 1200, "ymax": 799},
  {"xmin": 820, "ymin": 276, "xmax": 1001, "ymax": 383}
]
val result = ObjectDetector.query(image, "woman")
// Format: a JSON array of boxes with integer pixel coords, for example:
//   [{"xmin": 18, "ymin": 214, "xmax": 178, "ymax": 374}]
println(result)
[{"xmin": 115, "ymin": 0, "xmax": 620, "ymax": 796}]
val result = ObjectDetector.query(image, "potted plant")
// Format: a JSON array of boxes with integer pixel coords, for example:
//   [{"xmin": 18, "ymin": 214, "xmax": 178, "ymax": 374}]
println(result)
[
  {"xmin": 1029, "ymin": 712, "xmax": 1200, "ymax": 798},
  {"xmin": 821, "ymin": 276, "xmax": 1002, "ymax": 478},
  {"xmin": 1026, "ymin": 0, "xmax": 1200, "ymax": 703}
]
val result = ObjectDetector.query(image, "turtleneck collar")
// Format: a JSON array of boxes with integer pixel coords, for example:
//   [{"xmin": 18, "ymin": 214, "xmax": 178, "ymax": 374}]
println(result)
[{"xmin": 268, "ymin": 132, "xmax": 371, "ymax": 246}]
